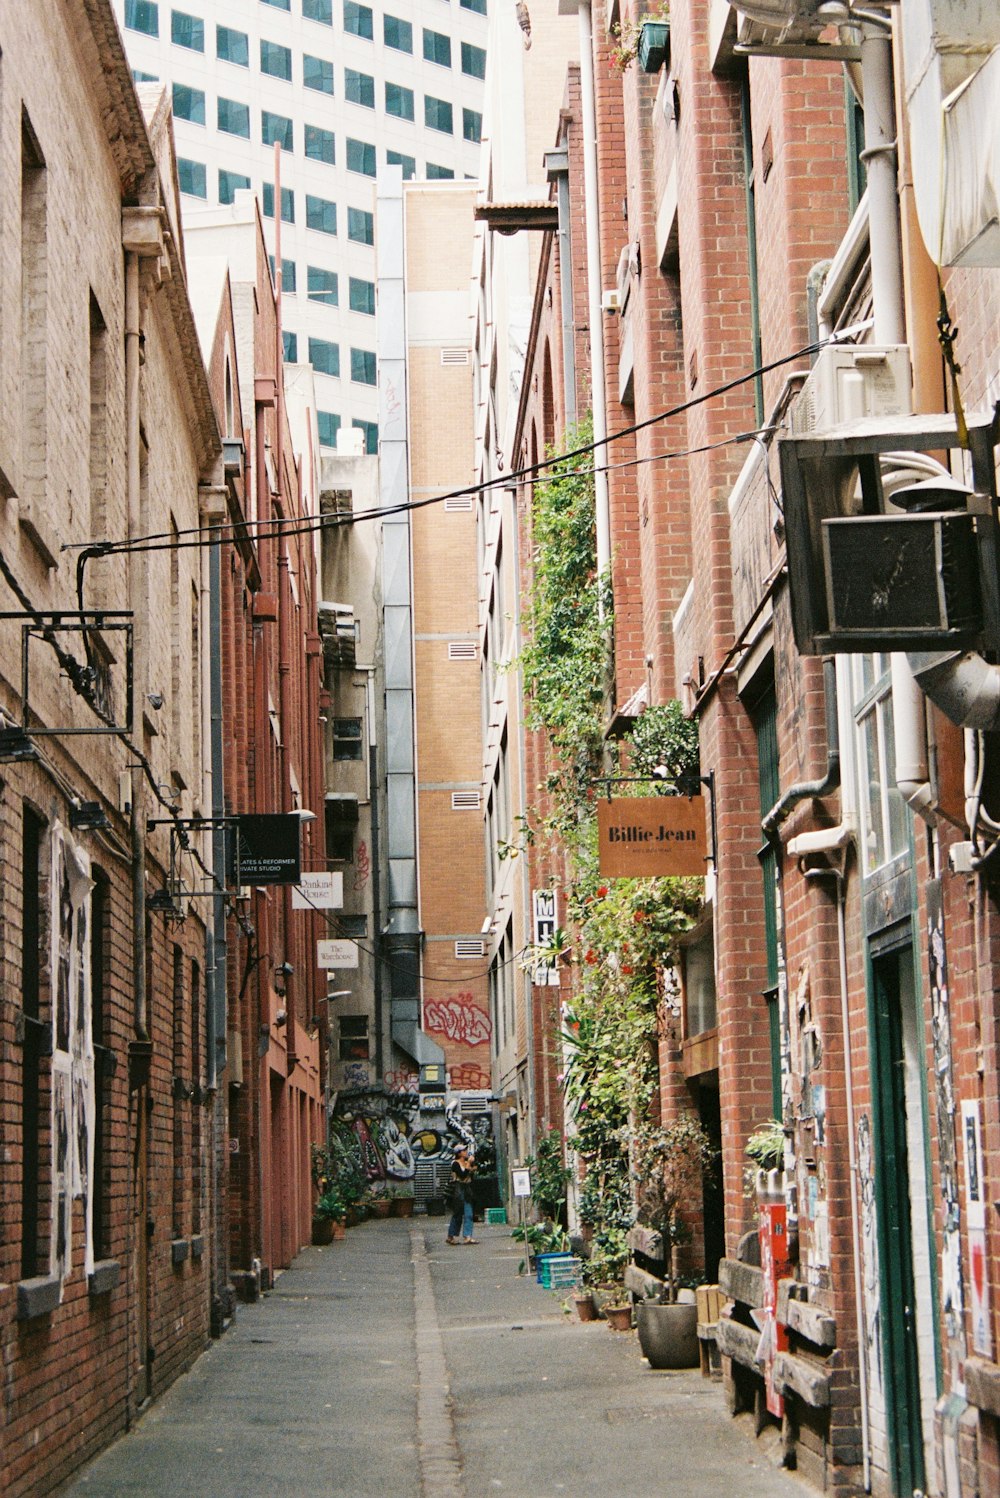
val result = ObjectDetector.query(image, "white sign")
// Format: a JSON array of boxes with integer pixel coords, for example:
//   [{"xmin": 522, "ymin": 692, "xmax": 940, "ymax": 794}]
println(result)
[
  {"xmin": 317, "ymin": 939, "xmax": 359, "ymax": 969},
  {"xmin": 512, "ymin": 1168, "xmax": 532, "ymax": 1198},
  {"xmin": 292, "ymin": 871, "xmax": 344, "ymax": 909},
  {"xmin": 532, "ymin": 889, "xmax": 561, "ymax": 987}
]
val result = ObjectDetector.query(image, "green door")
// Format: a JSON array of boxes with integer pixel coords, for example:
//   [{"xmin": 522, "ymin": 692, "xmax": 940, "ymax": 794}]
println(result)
[{"xmin": 870, "ymin": 946, "xmax": 926, "ymax": 1496}]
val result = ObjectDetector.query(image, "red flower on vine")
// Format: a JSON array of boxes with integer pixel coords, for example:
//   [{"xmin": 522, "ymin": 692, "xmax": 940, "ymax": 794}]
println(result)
[
  {"xmin": 584, "ymin": 949, "xmax": 597, "ymax": 965},
  {"xmin": 621, "ymin": 963, "xmax": 634, "ymax": 975},
  {"xmin": 596, "ymin": 885, "xmax": 608, "ymax": 899},
  {"xmin": 633, "ymin": 909, "xmax": 648, "ymax": 923}
]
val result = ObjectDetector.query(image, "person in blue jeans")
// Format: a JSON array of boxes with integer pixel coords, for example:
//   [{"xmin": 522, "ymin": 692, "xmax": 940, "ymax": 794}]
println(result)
[{"xmin": 446, "ymin": 1147, "xmax": 477, "ymax": 1244}]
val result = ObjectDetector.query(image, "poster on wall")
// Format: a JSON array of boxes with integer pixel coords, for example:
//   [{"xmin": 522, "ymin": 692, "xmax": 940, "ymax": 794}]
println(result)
[
  {"xmin": 531, "ymin": 889, "xmax": 561, "ymax": 986},
  {"xmin": 961, "ymin": 1098, "xmax": 992, "ymax": 1357},
  {"xmin": 49, "ymin": 821, "xmax": 95, "ymax": 1290}
]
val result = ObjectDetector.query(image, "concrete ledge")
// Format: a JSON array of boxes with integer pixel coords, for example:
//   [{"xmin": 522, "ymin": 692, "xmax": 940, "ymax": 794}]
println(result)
[
  {"xmin": 718, "ymin": 1257, "xmax": 764, "ymax": 1309},
  {"xmin": 966, "ymin": 1356, "xmax": 1000, "ymax": 1419},
  {"xmin": 190, "ymin": 1235, "xmax": 205, "ymax": 1260},
  {"xmin": 88, "ymin": 1259, "xmax": 121, "ymax": 1297},
  {"xmin": 627, "ymin": 1226, "xmax": 663, "ymax": 1260},
  {"xmin": 773, "ymin": 1350, "xmax": 832, "ymax": 1408},
  {"xmin": 785, "ymin": 1297, "xmax": 836, "ymax": 1349},
  {"xmin": 624, "ymin": 1265, "xmax": 663, "ymax": 1301},
  {"xmin": 716, "ymin": 1316, "xmax": 762, "ymax": 1370},
  {"xmin": 17, "ymin": 1274, "xmax": 61, "ymax": 1320},
  {"xmin": 171, "ymin": 1238, "xmax": 190, "ymax": 1266}
]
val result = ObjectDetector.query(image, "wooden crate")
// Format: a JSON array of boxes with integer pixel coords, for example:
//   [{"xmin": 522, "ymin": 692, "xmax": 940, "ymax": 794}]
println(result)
[{"xmin": 696, "ymin": 1284, "xmax": 722, "ymax": 1324}]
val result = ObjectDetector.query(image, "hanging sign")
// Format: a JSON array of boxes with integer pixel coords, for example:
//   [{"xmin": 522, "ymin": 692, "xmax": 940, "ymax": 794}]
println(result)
[
  {"xmin": 597, "ymin": 797, "xmax": 707, "ymax": 877},
  {"xmin": 317, "ymin": 939, "xmax": 358, "ymax": 969},
  {"xmin": 232, "ymin": 814, "xmax": 301, "ymax": 885},
  {"xmin": 292, "ymin": 871, "xmax": 344, "ymax": 909},
  {"xmin": 532, "ymin": 889, "xmax": 561, "ymax": 987}
]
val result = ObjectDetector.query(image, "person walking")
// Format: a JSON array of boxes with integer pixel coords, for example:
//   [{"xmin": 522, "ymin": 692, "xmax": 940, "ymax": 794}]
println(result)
[{"xmin": 446, "ymin": 1147, "xmax": 478, "ymax": 1244}]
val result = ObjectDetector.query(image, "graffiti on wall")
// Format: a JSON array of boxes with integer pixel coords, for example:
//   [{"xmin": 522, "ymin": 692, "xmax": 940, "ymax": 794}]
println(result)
[
  {"xmin": 927, "ymin": 879, "xmax": 965, "ymax": 1362},
  {"xmin": 50, "ymin": 822, "xmax": 95, "ymax": 1289},
  {"xmin": 424, "ymin": 992, "xmax": 491, "ymax": 1047},
  {"xmin": 334, "ymin": 1087, "xmax": 496, "ymax": 1184},
  {"xmin": 857, "ymin": 1113, "xmax": 883, "ymax": 1403}
]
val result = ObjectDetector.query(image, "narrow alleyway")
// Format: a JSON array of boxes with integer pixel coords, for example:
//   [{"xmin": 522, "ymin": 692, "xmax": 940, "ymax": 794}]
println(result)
[{"xmin": 66, "ymin": 1221, "xmax": 809, "ymax": 1498}]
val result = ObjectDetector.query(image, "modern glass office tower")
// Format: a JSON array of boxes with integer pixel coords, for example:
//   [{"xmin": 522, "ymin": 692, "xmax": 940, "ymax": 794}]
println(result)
[{"xmin": 116, "ymin": 0, "xmax": 487, "ymax": 451}]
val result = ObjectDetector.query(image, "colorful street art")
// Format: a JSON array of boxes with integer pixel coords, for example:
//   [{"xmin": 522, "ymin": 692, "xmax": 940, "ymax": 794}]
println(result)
[
  {"xmin": 333, "ymin": 1087, "xmax": 496, "ymax": 1186},
  {"xmin": 424, "ymin": 992, "xmax": 491, "ymax": 1047}
]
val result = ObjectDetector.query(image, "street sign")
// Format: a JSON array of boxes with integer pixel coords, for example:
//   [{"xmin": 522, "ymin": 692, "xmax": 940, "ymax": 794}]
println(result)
[
  {"xmin": 512, "ymin": 1168, "xmax": 531, "ymax": 1198},
  {"xmin": 292, "ymin": 871, "xmax": 344, "ymax": 909},
  {"xmin": 317, "ymin": 939, "xmax": 358, "ymax": 969},
  {"xmin": 232, "ymin": 814, "xmax": 301, "ymax": 885},
  {"xmin": 597, "ymin": 797, "xmax": 707, "ymax": 877}
]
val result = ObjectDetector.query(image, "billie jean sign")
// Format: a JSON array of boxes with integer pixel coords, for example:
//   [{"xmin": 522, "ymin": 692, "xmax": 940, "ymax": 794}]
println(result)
[{"xmin": 596, "ymin": 797, "xmax": 707, "ymax": 877}]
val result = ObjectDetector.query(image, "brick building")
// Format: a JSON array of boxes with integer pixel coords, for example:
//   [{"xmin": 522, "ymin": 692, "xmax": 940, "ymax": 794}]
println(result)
[{"xmin": 491, "ymin": 1, "xmax": 1000, "ymax": 1494}]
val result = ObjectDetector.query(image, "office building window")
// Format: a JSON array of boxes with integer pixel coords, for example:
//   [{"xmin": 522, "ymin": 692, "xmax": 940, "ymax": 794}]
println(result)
[
  {"xmin": 386, "ymin": 149, "xmax": 415, "ymax": 179},
  {"xmin": 172, "ymin": 83, "xmax": 205, "ymax": 124},
  {"xmin": 304, "ymin": 54, "xmax": 334, "ymax": 93},
  {"xmin": 327, "ymin": 800, "xmax": 358, "ymax": 862},
  {"xmin": 219, "ymin": 168, "xmax": 250, "ymax": 204},
  {"xmin": 423, "ymin": 29, "xmax": 452, "ymax": 67},
  {"xmin": 347, "ymin": 206, "xmax": 373, "ymax": 244},
  {"xmin": 261, "ymin": 0, "xmax": 290, "ymax": 9},
  {"xmin": 268, "ymin": 255, "xmax": 297, "ymax": 292},
  {"xmin": 217, "ymin": 24, "xmax": 249, "ymax": 66},
  {"xmin": 218, "ymin": 96, "xmax": 250, "ymax": 137},
  {"xmin": 424, "ymin": 96, "xmax": 453, "ymax": 134},
  {"xmin": 305, "ymin": 124, "xmax": 336, "ymax": 163},
  {"xmin": 353, "ymin": 418, "xmax": 378, "ymax": 454},
  {"xmin": 345, "ymin": 69, "xmax": 375, "ymax": 108},
  {"xmin": 461, "ymin": 0, "xmax": 487, "ymax": 12},
  {"xmin": 463, "ymin": 107, "xmax": 482, "ymax": 143},
  {"xmin": 346, "ymin": 138, "xmax": 376, "ymax": 176},
  {"xmin": 349, "ymin": 277, "xmax": 375, "ymax": 316},
  {"xmin": 260, "ymin": 38, "xmax": 292, "ymax": 80},
  {"xmin": 350, "ymin": 347, "xmax": 376, "ymax": 385},
  {"xmin": 333, "ymin": 717, "xmax": 364, "ymax": 760},
  {"xmin": 308, "ymin": 266, "xmax": 339, "ymax": 304},
  {"xmin": 426, "ymin": 162, "xmax": 455, "ymax": 179},
  {"xmin": 177, "ymin": 157, "xmax": 207, "ymax": 197},
  {"xmin": 317, "ymin": 410, "xmax": 342, "ymax": 448},
  {"xmin": 461, "ymin": 41, "xmax": 487, "ymax": 79},
  {"xmin": 283, "ymin": 330, "xmax": 298, "ymax": 361},
  {"xmin": 171, "ymin": 9, "xmax": 204, "ymax": 49},
  {"xmin": 306, "ymin": 195, "xmax": 337, "ymax": 234},
  {"xmin": 309, "ymin": 337, "xmax": 341, "ymax": 376},
  {"xmin": 303, "ymin": 0, "xmax": 333, "ymax": 22},
  {"xmin": 343, "ymin": 2, "xmax": 373, "ymax": 40},
  {"xmin": 125, "ymin": 0, "xmax": 158, "ymax": 35},
  {"xmin": 262, "ymin": 182, "xmax": 295, "ymax": 222},
  {"xmin": 385, "ymin": 82, "xmax": 414, "ymax": 121},
  {"xmin": 384, "ymin": 14, "xmax": 412, "ymax": 52},
  {"xmin": 262, "ymin": 110, "xmax": 294, "ymax": 150},
  {"xmin": 132, "ymin": 69, "xmax": 159, "ymax": 82}
]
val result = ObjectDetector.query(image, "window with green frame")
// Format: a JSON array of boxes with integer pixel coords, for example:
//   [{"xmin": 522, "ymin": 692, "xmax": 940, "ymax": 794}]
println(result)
[
  {"xmin": 346, "ymin": 138, "xmax": 376, "ymax": 176},
  {"xmin": 308, "ymin": 337, "xmax": 341, "ymax": 376},
  {"xmin": 345, "ymin": 70, "xmax": 375, "ymax": 108},
  {"xmin": 461, "ymin": 41, "xmax": 486, "ymax": 79},
  {"xmin": 463, "ymin": 108, "xmax": 482, "ymax": 143},
  {"xmin": 268, "ymin": 256, "xmax": 297, "ymax": 293},
  {"xmin": 424, "ymin": 96, "xmax": 453, "ymax": 135},
  {"xmin": 305, "ymin": 124, "xmax": 335, "ymax": 163},
  {"xmin": 425, "ymin": 162, "xmax": 454, "ymax": 180},
  {"xmin": 384, "ymin": 14, "xmax": 412, "ymax": 52},
  {"xmin": 283, "ymin": 331, "xmax": 298, "ymax": 361},
  {"xmin": 171, "ymin": 10, "xmax": 204, "ymax": 50},
  {"xmin": 349, "ymin": 278, "xmax": 375, "ymax": 315},
  {"xmin": 303, "ymin": 0, "xmax": 332, "ymax": 22},
  {"xmin": 352, "ymin": 419, "xmax": 378, "ymax": 455},
  {"xmin": 852, "ymin": 654, "xmax": 909, "ymax": 876},
  {"xmin": 219, "ymin": 169, "xmax": 250, "ymax": 205},
  {"xmin": 304, "ymin": 55, "xmax": 334, "ymax": 94},
  {"xmin": 306, "ymin": 195, "xmax": 337, "ymax": 235},
  {"xmin": 216, "ymin": 24, "xmax": 248, "ymax": 66},
  {"xmin": 385, "ymin": 81, "xmax": 414, "ymax": 121},
  {"xmin": 347, "ymin": 206, "xmax": 373, "ymax": 244},
  {"xmin": 172, "ymin": 83, "xmax": 205, "ymax": 124},
  {"xmin": 307, "ymin": 265, "xmax": 339, "ymax": 304},
  {"xmin": 460, "ymin": 0, "xmax": 487, "ymax": 13},
  {"xmin": 262, "ymin": 183, "xmax": 295, "ymax": 223},
  {"xmin": 343, "ymin": 2, "xmax": 373, "ymax": 39},
  {"xmin": 177, "ymin": 157, "xmax": 207, "ymax": 197}
]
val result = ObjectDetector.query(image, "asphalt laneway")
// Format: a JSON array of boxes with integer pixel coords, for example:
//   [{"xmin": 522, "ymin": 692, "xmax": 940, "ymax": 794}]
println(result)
[{"xmin": 65, "ymin": 1219, "xmax": 810, "ymax": 1498}]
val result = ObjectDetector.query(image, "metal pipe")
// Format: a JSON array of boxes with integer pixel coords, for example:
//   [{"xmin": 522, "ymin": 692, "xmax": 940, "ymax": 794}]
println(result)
[
  {"xmin": 860, "ymin": 25, "xmax": 904, "ymax": 346},
  {"xmin": 762, "ymin": 659, "xmax": 840, "ymax": 839},
  {"xmin": 576, "ymin": 3, "xmax": 611, "ymax": 584},
  {"xmin": 125, "ymin": 249, "xmax": 148, "ymax": 1042}
]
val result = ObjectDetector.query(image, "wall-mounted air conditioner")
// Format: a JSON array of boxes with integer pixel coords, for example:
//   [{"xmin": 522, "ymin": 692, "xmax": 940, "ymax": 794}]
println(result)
[{"xmin": 790, "ymin": 345, "xmax": 912, "ymax": 435}]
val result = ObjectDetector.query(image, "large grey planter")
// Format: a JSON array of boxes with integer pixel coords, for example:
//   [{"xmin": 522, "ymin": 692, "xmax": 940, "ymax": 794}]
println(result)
[{"xmin": 636, "ymin": 1300, "xmax": 699, "ymax": 1368}]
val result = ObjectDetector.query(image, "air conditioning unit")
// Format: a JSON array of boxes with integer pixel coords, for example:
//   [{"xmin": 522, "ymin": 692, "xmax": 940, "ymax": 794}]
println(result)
[{"xmin": 790, "ymin": 345, "xmax": 912, "ymax": 435}]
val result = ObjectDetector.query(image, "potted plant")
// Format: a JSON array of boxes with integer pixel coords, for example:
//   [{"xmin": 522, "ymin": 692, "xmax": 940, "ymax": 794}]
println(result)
[
  {"xmin": 582, "ymin": 1228, "xmax": 631, "ymax": 1325},
  {"xmin": 313, "ymin": 1186, "xmax": 347, "ymax": 1243},
  {"xmin": 631, "ymin": 1116, "xmax": 716, "ymax": 1368},
  {"xmin": 368, "ymin": 1186, "xmax": 392, "ymax": 1219},
  {"xmin": 389, "ymin": 1182, "xmax": 415, "ymax": 1218},
  {"xmin": 609, "ymin": 5, "xmax": 670, "ymax": 74},
  {"xmin": 744, "ymin": 1117, "xmax": 785, "ymax": 1199}
]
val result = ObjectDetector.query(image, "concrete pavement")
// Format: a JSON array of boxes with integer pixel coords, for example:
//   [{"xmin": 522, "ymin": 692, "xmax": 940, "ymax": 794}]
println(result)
[{"xmin": 65, "ymin": 1219, "xmax": 810, "ymax": 1498}]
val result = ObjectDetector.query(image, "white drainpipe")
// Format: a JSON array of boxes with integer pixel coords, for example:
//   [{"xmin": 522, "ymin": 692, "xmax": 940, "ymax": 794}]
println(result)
[{"xmin": 576, "ymin": 3, "xmax": 611, "ymax": 587}]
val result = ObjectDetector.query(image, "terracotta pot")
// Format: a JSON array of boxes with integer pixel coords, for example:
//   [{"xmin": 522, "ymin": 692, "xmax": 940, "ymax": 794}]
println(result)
[
  {"xmin": 572, "ymin": 1291, "xmax": 597, "ymax": 1322},
  {"xmin": 371, "ymin": 1199, "xmax": 391, "ymax": 1218},
  {"xmin": 392, "ymin": 1197, "xmax": 415, "ymax": 1218},
  {"xmin": 331, "ymin": 1220, "xmax": 346, "ymax": 1241},
  {"xmin": 636, "ymin": 1300, "xmax": 699, "ymax": 1368},
  {"xmin": 605, "ymin": 1303, "xmax": 633, "ymax": 1332}
]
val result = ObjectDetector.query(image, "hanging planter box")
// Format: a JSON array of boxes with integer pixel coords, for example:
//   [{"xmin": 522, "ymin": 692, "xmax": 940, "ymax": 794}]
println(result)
[{"xmin": 638, "ymin": 20, "xmax": 670, "ymax": 74}]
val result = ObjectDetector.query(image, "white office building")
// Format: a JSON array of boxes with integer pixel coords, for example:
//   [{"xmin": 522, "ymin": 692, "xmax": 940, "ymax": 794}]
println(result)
[{"xmin": 115, "ymin": 0, "xmax": 488, "ymax": 451}]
